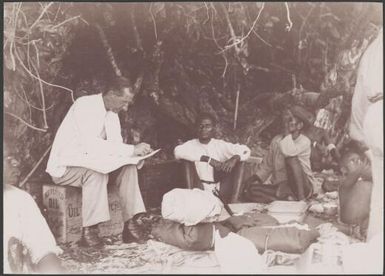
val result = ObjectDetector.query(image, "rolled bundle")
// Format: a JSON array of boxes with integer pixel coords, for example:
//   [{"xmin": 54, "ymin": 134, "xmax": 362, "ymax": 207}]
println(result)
[{"xmin": 161, "ymin": 188, "xmax": 223, "ymax": 226}]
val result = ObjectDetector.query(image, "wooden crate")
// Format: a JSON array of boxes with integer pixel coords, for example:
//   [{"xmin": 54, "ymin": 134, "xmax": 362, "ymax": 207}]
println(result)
[
  {"xmin": 42, "ymin": 184, "xmax": 123, "ymax": 244},
  {"xmin": 138, "ymin": 160, "xmax": 185, "ymax": 209}
]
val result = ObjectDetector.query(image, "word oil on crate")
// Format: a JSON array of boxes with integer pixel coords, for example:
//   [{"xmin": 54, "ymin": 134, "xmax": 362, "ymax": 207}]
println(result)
[{"xmin": 42, "ymin": 184, "xmax": 123, "ymax": 244}]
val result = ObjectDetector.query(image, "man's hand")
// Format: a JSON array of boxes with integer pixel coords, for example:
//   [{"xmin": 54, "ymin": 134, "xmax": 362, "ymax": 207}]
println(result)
[
  {"xmin": 357, "ymin": 158, "xmax": 372, "ymax": 180},
  {"xmin": 221, "ymin": 155, "xmax": 240, "ymax": 173},
  {"xmin": 209, "ymin": 158, "xmax": 223, "ymax": 171},
  {"xmin": 134, "ymin": 142, "xmax": 152, "ymax": 156}
]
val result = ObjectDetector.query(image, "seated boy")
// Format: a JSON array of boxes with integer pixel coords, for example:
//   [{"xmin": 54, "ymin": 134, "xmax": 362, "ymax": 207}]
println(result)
[
  {"xmin": 338, "ymin": 148, "xmax": 372, "ymax": 237},
  {"xmin": 243, "ymin": 105, "xmax": 315, "ymax": 202},
  {"xmin": 304, "ymin": 123, "xmax": 340, "ymax": 173},
  {"xmin": 174, "ymin": 113, "xmax": 251, "ymax": 203}
]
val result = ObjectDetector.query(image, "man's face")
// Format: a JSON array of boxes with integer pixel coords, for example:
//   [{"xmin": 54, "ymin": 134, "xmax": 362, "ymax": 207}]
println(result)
[
  {"xmin": 283, "ymin": 111, "xmax": 302, "ymax": 134},
  {"xmin": 197, "ymin": 118, "xmax": 214, "ymax": 141},
  {"xmin": 109, "ymin": 87, "xmax": 135, "ymax": 113},
  {"xmin": 3, "ymin": 149, "xmax": 21, "ymax": 186},
  {"xmin": 343, "ymin": 152, "xmax": 362, "ymax": 173}
]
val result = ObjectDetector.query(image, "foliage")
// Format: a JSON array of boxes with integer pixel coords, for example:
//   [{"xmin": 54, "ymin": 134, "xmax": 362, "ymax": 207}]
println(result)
[{"xmin": 3, "ymin": 2, "xmax": 382, "ymax": 178}]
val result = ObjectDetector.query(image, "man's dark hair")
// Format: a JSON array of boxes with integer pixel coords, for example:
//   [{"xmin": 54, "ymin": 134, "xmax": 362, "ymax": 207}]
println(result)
[
  {"xmin": 288, "ymin": 105, "xmax": 314, "ymax": 129},
  {"xmin": 196, "ymin": 112, "xmax": 217, "ymax": 126},
  {"xmin": 339, "ymin": 141, "xmax": 365, "ymax": 168},
  {"xmin": 104, "ymin": 76, "xmax": 133, "ymax": 96},
  {"xmin": 122, "ymin": 212, "xmax": 161, "ymax": 244}
]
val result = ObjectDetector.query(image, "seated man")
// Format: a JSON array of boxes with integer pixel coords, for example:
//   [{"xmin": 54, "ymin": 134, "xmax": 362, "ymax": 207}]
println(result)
[
  {"xmin": 338, "ymin": 148, "xmax": 372, "ymax": 238},
  {"xmin": 304, "ymin": 122, "xmax": 340, "ymax": 173},
  {"xmin": 46, "ymin": 76, "xmax": 153, "ymax": 247},
  {"xmin": 123, "ymin": 211, "xmax": 319, "ymax": 254},
  {"xmin": 243, "ymin": 105, "xmax": 315, "ymax": 202},
  {"xmin": 3, "ymin": 141, "xmax": 64, "ymax": 273},
  {"xmin": 174, "ymin": 113, "xmax": 251, "ymax": 203}
]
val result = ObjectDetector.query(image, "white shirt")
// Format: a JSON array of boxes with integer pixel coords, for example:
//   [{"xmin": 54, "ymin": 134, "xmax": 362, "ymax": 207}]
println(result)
[
  {"xmin": 350, "ymin": 28, "xmax": 383, "ymax": 143},
  {"xmin": 3, "ymin": 185, "xmax": 62, "ymax": 273},
  {"xmin": 46, "ymin": 93, "xmax": 135, "ymax": 177},
  {"xmin": 174, "ymin": 138, "xmax": 251, "ymax": 182},
  {"xmin": 279, "ymin": 133, "xmax": 317, "ymax": 187}
]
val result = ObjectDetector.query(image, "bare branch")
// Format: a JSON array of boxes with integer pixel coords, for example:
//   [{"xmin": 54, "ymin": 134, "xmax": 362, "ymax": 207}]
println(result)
[
  {"xmin": 15, "ymin": 85, "xmax": 54, "ymax": 112},
  {"xmin": 19, "ymin": 144, "xmax": 52, "ymax": 188},
  {"xmin": 203, "ymin": 2, "xmax": 210, "ymax": 24},
  {"xmin": 31, "ymin": 59, "xmax": 48, "ymax": 128},
  {"xmin": 130, "ymin": 9, "xmax": 143, "ymax": 51},
  {"xmin": 5, "ymin": 111, "xmax": 47, "ymax": 132},
  {"xmin": 95, "ymin": 24, "xmax": 122, "ymax": 77},
  {"xmin": 149, "ymin": 3, "xmax": 158, "ymax": 40},
  {"xmin": 251, "ymin": 29, "xmax": 273, "ymax": 47},
  {"xmin": 14, "ymin": 46, "xmax": 75, "ymax": 102},
  {"xmin": 51, "ymin": 15, "xmax": 84, "ymax": 30},
  {"xmin": 219, "ymin": 2, "xmax": 265, "ymax": 54},
  {"xmin": 233, "ymin": 84, "xmax": 240, "ymax": 129},
  {"xmin": 29, "ymin": 2, "xmax": 54, "ymax": 30},
  {"xmin": 284, "ymin": 2, "xmax": 293, "ymax": 31}
]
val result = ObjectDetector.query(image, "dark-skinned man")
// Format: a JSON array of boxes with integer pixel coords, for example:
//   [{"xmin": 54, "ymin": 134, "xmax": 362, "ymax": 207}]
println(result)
[
  {"xmin": 244, "ymin": 105, "xmax": 315, "ymax": 203},
  {"xmin": 174, "ymin": 113, "xmax": 251, "ymax": 203}
]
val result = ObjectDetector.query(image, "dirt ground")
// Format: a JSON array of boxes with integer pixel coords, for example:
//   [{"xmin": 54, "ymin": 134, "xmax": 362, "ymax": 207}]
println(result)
[{"xmin": 59, "ymin": 179, "xmax": 363, "ymax": 274}]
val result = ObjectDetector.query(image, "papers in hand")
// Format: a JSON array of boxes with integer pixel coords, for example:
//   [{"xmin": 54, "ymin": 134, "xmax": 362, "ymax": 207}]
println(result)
[
  {"xmin": 60, "ymin": 148, "xmax": 162, "ymax": 175},
  {"xmin": 126, "ymin": 148, "xmax": 161, "ymax": 165}
]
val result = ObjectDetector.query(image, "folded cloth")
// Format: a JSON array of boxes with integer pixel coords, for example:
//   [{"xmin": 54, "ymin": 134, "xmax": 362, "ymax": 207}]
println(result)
[
  {"xmin": 237, "ymin": 224, "xmax": 320, "ymax": 254},
  {"xmin": 162, "ymin": 188, "xmax": 223, "ymax": 226},
  {"xmin": 214, "ymin": 230, "xmax": 264, "ymax": 274}
]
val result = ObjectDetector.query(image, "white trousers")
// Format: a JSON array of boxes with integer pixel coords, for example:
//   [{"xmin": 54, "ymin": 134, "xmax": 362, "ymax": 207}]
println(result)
[{"xmin": 52, "ymin": 165, "xmax": 146, "ymax": 227}]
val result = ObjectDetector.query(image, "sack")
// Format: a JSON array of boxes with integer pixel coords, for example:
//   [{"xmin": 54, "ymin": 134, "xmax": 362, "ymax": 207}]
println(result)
[
  {"xmin": 237, "ymin": 223, "xmax": 320, "ymax": 254},
  {"xmin": 161, "ymin": 188, "xmax": 222, "ymax": 226}
]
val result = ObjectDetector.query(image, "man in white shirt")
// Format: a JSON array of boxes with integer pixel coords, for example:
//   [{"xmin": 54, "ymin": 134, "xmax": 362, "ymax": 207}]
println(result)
[
  {"xmin": 4, "ymin": 141, "xmax": 64, "ymax": 273},
  {"xmin": 244, "ymin": 105, "xmax": 315, "ymax": 202},
  {"xmin": 174, "ymin": 113, "xmax": 251, "ymax": 203},
  {"xmin": 349, "ymin": 28, "xmax": 383, "ymax": 242},
  {"xmin": 46, "ymin": 76, "xmax": 153, "ymax": 247}
]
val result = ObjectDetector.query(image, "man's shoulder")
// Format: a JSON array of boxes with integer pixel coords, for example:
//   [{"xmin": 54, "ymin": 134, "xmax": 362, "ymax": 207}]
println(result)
[
  {"xmin": 4, "ymin": 185, "xmax": 34, "ymax": 201},
  {"xmin": 179, "ymin": 138, "xmax": 199, "ymax": 146},
  {"xmin": 299, "ymin": 133, "xmax": 311, "ymax": 143},
  {"xmin": 76, "ymin": 93, "xmax": 102, "ymax": 103},
  {"xmin": 211, "ymin": 138, "xmax": 232, "ymax": 144}
]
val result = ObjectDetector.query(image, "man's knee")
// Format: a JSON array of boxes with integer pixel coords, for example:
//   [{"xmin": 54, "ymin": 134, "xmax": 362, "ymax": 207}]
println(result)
[
  {"xmin": 285, "ymin": 156, "xmax": 302, "ymax": 170},
  {"xmin": 83, "ymin": 169, "xmax": 108, "ymax": 184},
  {"xmin": 119, "ymin": 165, "xmax": 138, "ymax": 176}
]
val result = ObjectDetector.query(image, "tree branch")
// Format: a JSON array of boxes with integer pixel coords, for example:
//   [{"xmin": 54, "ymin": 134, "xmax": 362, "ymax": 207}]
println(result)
[
  {"xmin": 19, "ymin": 144, "xmax": 52, "ymax": 188},
  {"xmin": 95, "ymin": 23, "xmax": 122, "ymax": 77},
  {"xmin": 5, "ymin": 111, "xmax": 47, "ymax": 132},
  {"xmin": 14, "ymin": 45, "xmax": 75, "ymax": 102},
  {"xmin": 219, "ymin": 2, "xmax": 265, "ymax": 54},
  {"xmin": 29, "ymin": 2, "xmax": 54, "ymax": 31}
]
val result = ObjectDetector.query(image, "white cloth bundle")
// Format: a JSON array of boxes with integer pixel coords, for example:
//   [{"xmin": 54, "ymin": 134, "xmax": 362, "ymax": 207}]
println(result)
[
  {"xmin": 214, "ymin": 230, "xmax": 264, "ymax": 274},
  {"xmin": 161, "ymin": 188, "xmax": 223, "ymax": 226}
]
